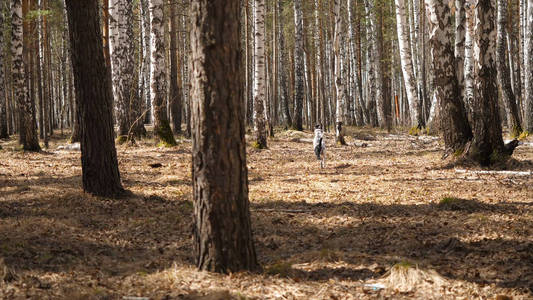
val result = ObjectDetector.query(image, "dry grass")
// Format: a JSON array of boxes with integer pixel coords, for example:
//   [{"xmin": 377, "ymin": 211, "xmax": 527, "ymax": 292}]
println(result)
[{"xmin": 1, "ymin": 127, "xmax": 532, "ymax": 299}]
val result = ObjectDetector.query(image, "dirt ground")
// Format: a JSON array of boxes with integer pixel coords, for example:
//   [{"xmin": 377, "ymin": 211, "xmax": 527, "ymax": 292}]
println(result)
[{"xmin": 0, "ymin": 128, "xmax": 532, "ymax": 299}]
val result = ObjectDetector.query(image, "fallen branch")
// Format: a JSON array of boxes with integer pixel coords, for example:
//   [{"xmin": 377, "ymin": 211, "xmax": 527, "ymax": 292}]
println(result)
[{"xmin": 455, "ymin": 169, "xmax": 533, "ymax": 176}]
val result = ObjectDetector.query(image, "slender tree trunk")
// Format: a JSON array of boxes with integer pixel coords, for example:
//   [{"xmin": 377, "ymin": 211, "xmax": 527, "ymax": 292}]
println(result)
[
  {"xmin": 468, "ymin": 0, "xmax": 508, "ymax": 165},
  {"xmin": 0, "ymin": 0, "xmax": 8, "ymax": 139},
  {"xmin": 140, "ymin": 0, "xmax": 151, "ymax": 124},
  {"xmin": 497, "ymin": 0, "xmax": 523, "ymax": 136},
  {"xmin": 525, "ymin": 0, "xmax": 533, "ymax": 131},
  {"xmin": 253, "ymin": 0, "xmax": 267, "ymax": 148},
  {"xmin": 65, "ymin": 0, "xmax": 124, "ymax": 197},
  {"xmin": 169, "ymin": 0, "xmax": 182, "ymax": 135},
  {"xmin": 277, "ymin": 0, "xmax": 292, "ymax": 128},
  {"xmin": 395, "ymin": 0, "xmax": 422, "ymax": 128},
  {"xmin": 293, "ymin": 0, "xmax": 304, "ymax": 130},
  {"xmin": 190, "ymin": 0, "xmax": 259, "ymax": 273},
  {"xmin": 149, "ymin": 0, "xmax": 175, "ymax": 145},
  {"xmin": 425, "ymin": 0, "xmax": 472, "ymax": 152},
  {"xmin": 333, "ymin": 0, "xmax": 346, "ymax": 144}
]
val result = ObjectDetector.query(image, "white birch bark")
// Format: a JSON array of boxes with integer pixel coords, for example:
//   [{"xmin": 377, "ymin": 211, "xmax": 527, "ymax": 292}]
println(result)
[
  {"xmin": 455, "ymin": 0, "xmax": 466, "ymax": 101},
  {"xmin": 109, "ymin": 0, "xmax": 135, "ymax": 136},
  {"xmin": 464, "ymin": 4, "xmax": 475, "ymax": 116},
  {"xmin": 253, "ymin": 0, "xmax": 267, "ymax": 148},
  {"xmin": 395, "ymin": 0, "xmax": 420, "ymax": 128},
  {"xmin": 140, "ymin": 0, "xmax": 151, "ymax": 123}
]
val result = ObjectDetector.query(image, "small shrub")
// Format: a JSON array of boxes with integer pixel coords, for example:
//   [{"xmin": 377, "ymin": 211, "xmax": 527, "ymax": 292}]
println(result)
[
  {"xmin": 116, "ymin": 135, "xmax": 128, "ymax": 145},
  {"xmin": 408, "ymin": 127, "xmax": 421, "ymax": 136},
  {"xmin": 518, "ymin": 130, "xmax": 529, "ymax": 141}
]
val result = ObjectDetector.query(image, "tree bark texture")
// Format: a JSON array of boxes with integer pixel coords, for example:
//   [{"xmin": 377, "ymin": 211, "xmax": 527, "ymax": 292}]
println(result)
[
  {"xmin": 65, "ymin": 0, "xmax": 125, "ymax": 197},
  {"xmin": 253, "ymin": 0, "xmax": 267, "ymax": 148},
  {"xmin": 293, "ymin": 0, "xmax": 304, "ymax": 130},
  {"xmin": 190, "ymin": 0, "xmax": 260, "ymax": 273}
]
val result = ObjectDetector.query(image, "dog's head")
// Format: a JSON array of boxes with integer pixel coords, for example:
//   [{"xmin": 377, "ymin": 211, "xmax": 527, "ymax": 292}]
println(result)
[{"xmin": 315, "ymin": 124, "xmax": 322, "ymax": 130}]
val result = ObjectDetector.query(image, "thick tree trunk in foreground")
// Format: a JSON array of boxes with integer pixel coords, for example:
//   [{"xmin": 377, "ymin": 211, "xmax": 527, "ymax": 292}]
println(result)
[
  {"xmin": 253, "ymin": 0, "xmax": 267, "ymax": 148},
  {"xmin": 190, "ymin": 0, "xmax": 259, "ymax": 273},
  {"xmin": 497, "ymin": 0, "xmax": 522, "ymax": 136},
  {"xmin": 469, "ymin": 0, "xmax": 507, "ymax": 165},
  {"xmin": 12, "ymin": 0, "xmax": 40, "ymax": 151},
  {"xmin": 65, "ymin": 0, "xmax": 125, "ymax": 197},
  {"xmin": 426, "ymin": 0, "xmax": 472, "ymax": 152}
]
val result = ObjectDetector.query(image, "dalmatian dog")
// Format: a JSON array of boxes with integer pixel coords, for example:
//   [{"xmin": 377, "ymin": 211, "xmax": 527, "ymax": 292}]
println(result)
[{"xmin": 313, "ymin": 124, "xmax": 326, "ymax": 168}]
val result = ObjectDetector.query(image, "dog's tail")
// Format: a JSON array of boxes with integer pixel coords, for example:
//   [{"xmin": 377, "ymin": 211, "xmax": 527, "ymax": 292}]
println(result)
[{"xmin": 314, "ymin": 137, "xmax": 323, "ymax": 160}]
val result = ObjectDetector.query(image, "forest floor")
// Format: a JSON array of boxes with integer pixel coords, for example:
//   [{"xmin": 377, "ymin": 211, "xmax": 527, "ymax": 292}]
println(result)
[{"xmin": 0, "ymin": 127, "xmax": 532, "ymax": 299}]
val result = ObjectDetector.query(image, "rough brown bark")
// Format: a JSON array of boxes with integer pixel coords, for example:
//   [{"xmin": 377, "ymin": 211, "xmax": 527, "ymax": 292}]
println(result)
[
  {"xmin": 190, "ymin": 0, "xmax": 259, "ymax": 273},
  {"xmin": 169, "ymin": 0, "xmax": 182, "ymax": 134},
  {"xmin": 65, "ymin": 0, "xmax": 125, "ymax": 197}
]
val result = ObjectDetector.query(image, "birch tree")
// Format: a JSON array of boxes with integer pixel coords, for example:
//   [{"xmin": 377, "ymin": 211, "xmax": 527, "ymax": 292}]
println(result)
[
  {"xmin": 333, "ymin": 0, "xmax": 346, "ymax": 144},
  {"xmin": 253, "ymin": 0, "xmax": 267, "ymax": 148},
  {"xmin": 395, "ymin": 0, "xmax": 421, "ymax": 128},
  {"xmin": 293, "ymin": 0, "xmax": 304, "ymax": 131},
  {"xmin": 469, "ymin": 0, "xmax": 509, "ymax": 165},
  {"xmin": 149, "ymin": 0, "xmax": 175, "ymax": 145},
  {"xmin": 12, "ymin": 0, "xmax": 40, "ymax": 151},
  {"xmin": 425, "ymin": 0, "xmax": 472, "ymax": 152},
  {"xmin": 497, "ymin": 0, "xmax": 523, "ymax": 136},
  {"xmin": 190, "ymin": 0, "xmax": 259, "ymax": 273},
  {"xmin": 278, "ymin": 0, "xmax": 292, "ymax": 128},
  {"xmin": 109, "ymin": 0, "xmax": 135, "ymax": 138}
]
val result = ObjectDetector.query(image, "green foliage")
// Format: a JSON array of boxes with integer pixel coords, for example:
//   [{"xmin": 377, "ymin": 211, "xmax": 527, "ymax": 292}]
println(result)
[
  {"xmin": 510, "ymin": 126, "xmax": 522, "ymax": 139},
  {"xmin": 26, "ymin": 9, "xmax": 53, "ymax": 21},
  {"xmin": 439, "ymin": 196, "xmax": 461, "ymax": 206},
  {"xmin": 251, "ymin": 140, "xmax": 267, "ymax": 149},
  {"xmin": 156, "ymin": 120, "xmax": 177, "ymax": 147},
  {"xmin": 453, "ymin": 148, "xmax": 464, "ymax": 157},
  {"xmin": 265, "ymin": 261, "xmax": 292, "ymax": 277},
  {"xmin": 392, "ymin": 261, "xmax": 414, "ymax": 270}
]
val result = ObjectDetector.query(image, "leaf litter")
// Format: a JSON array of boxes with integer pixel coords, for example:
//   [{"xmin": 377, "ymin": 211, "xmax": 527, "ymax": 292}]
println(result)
[{"xmin": 0, "ymin": 128, "xmax": 532, "ymax": 299}]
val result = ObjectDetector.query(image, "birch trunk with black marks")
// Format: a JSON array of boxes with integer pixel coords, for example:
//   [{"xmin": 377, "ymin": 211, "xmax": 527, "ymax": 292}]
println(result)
[
  {"xmin": 464, "ymin": 3, "xmax": 475, "ymax": 117},
  {"xmin": 469, "ymin": 0, "xmax": 507, "ymax": 165},
  {"xmin": 12, "ymin": 0, "xmax": 40, "ymax": 151},
  {"xmin": 333, "ymin": 0, "xmax": 346, "ymax": 144},
  {"xmin": 253, "ymin": 0, "xmax": 267, "ymax": 148},
  {"xmin": 65, "ymin": 0, "xmax": 124, "ymax": 197},
  {"xmin": 140, "ymin": 0, "xmax": 151, "ymax": 124},
  {"xmin": 497, "ymin": 0, "xmax": 522, "ymax": 136},
  {"xmin": 149, "ymin": 0, "xmax": 175, "ymax": 145},
  {"xmin": 395, "ymin": 0, "xmax": 421, "ymax": 128},
  {"xmin": 426, "ymin": 0, "xmax": 472, "ymax": 152},
  {"xmin": 190, "ymin": 0, "xmax": 260, "ymax": 273},
  {"xmin": 293, "ymin": 0, "xmax": 304, "ymax": 131},
  {"xmin": 455, "ymin": 0, "xmax": 466, "ymax": 105},
  {"xmin": 109, "ymin": 0, "xmax": 135, "ymax": 138}
]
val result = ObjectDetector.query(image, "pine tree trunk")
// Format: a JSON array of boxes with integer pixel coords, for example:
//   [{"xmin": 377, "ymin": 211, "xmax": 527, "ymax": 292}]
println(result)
[
  {"xmin": 12, "ymin": 0, "xmax": 40, "ymax": 151},
  {"xmin": 65, "ymin": 0, "xmax": 124, "ymax": 197},
  {"xmin": 293, "ymin": 0, "xmax": 304, "ymax": 131},
  {"xmin": 169, "ymin": 0, "xmax": 182, "ymax": 135},
  {"xmin": 190, "ymin": 0, "xmax": 259, "ymax": 273},
  {"xmin": 497, "ymin": 0, "xmax": 523, "ymax": 136},
  {"xmin": 395, "ymin": 0, "xmax": 421, "ymax": 128},
  {"xmin": 469, "ymin": 0, "xmax": 506, "ymax": 165},
  {"xmin": 253, "ymin": 0, "xmax": 267, "ymax": 148},
  {"xmin": 425, "ymin": 0, "xmax": 472, "ymax": 152},
  {"xmin": 149, "ymin": 0, "xmax": 175, "ymax": 145},
  {"xmin": 0, "ymin": 0, "xmax": 8, "ymax": 139}
]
